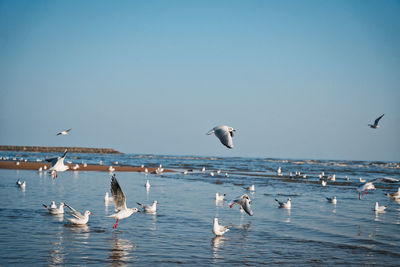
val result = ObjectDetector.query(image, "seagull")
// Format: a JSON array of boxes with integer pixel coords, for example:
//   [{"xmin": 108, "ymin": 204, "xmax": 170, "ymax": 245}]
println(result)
[
  {"xmin": 386, "ymin": 187, "xmax": 400, "ymax": 199},
  {"xmin": 215, "ymin": 193, "xmax": 226, "ymax": 201},
  {"xmin": 64, "ymin": 203, "xmax": 92, "ymax": 225},
  {"xmin": 108, "ymin": 166, "xmax": 115, "ymax": 172},
  {"xmin": 359, "ymin": 177, "xmax": 366, "ymax": 183},
  {"xmin": 16, "ymin": 179, "xmax": 26, "ymax": 189},
  {"xmin": 213, "ymin": 218, "xmax": 229, "ymax": 236},
  {"xmin": 246, "ymin": 185, "xmax": 255, "ymax": 191},
  {"xmin": 230, "ymin": 194, "xmax": 253, "ymax": 216},
  {"xmin": 104, "ymin": 192, "xmax": 114, "ymax": 203},
  {"xmin": 207, "ymin": 125, "xmax": 236, "ymax": 149},
  {"xmin": 38, "ymin": 167, "xmax": 43, "ymax": 173},
  {"xmin": 326, "ymin": 196, "xmax": 337, "ymax": 205},
  {"xmin": 357, "ymin": 177, "xmax": 399, "ymax": 199},
  {"xmin": 374, "ymin": 202, "xmax": 387, "ymax": 212},
  {"xmin": 137, "ymin": 200, "xmax": 158, "ymax": 213},
  {"xmin": 277, "ymin": 167, "xmax": 282, "ymax": 176},
  {"xmin": 43, "ymin": 202, "xmax": 65, "ymax": 215},
  {"xmin": 210, "ymin": 172, "xmax": 215, "ymax": 177},
  {"xmin": 56, "ymin": 128, "xmax": 72, "ymax": 136},
  {"xmin": 368, "ymin": 114, "xmax": 384, "ymax": 129},
  {"xmin": 45, "ymin": 149, "xmax": 69, "ymax": 178},
  {"xmin": 155, "ymin": 165, "xmax": 164, "ymax": 175},
  {"xmin": 201, "ymin": 167, "xmax": 206, "ymax": 172},
  {"xmin": 275, "ymin": 198, "xmax": 291, "ymax": 209},
  {"xmin": 107, "ymin": 174, "xmax": 140, "ymax": 229},
  {"xmin": 321, "ymin": 180, "xmax": 327, "ymax": 187},
  {"xmin": 225, "ymin": 172, "xmax": 229, "ymax": 178}
]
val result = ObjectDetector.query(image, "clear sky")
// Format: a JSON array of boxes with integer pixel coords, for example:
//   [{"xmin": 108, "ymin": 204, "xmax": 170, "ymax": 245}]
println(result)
[{"xmin": 0, "ymin": 0, "xmax": 399, "ymax": 161}]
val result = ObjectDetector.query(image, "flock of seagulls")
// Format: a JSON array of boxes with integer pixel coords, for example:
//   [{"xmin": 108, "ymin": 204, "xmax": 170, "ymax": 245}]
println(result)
[{"xmin": 11, "ymin": 119, "xmax": 398, "ymax": 238}]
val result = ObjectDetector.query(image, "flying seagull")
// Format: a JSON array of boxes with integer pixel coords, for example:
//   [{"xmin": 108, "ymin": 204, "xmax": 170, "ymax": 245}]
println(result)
[
  {"xmin": 357, "ymin": 177, "xmax": 399, "ymax": 199},
  {"xmin": 230, "ymin": 194, "xmax": 253, "ymax": 216},
  {"xmin": 108, "ymin": 174, "xmax": 140, "ymax": 228},
  {"xmin": 45, "ymin": 149, "xmax": 69, "ymax": 178},
  {"xmin": 57, "ymin": 128, "xmax": 72, "ymax": 136},
  {"xmin": 368, "ymin": 114, "xmax": 384, "ymax": 129},
  {"xmin": 207, "ymin": 125, "xmax": 236, "ymax": 149}
]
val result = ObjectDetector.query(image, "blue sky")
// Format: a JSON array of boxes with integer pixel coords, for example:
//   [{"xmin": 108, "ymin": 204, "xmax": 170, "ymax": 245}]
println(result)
[{"xmin": 0, "ymin": 0, "xmax": 399, "ymax": 161}]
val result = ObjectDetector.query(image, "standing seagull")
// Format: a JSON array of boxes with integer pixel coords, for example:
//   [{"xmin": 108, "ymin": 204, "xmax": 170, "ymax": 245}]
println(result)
[
  {"xmin": 64, "ymin": 203, "xmax": 92, "ymax": 225},
  {"xmin": 357, "ymin": 177, "xmax": 399, "ymax": 199},
  {"xmin": 230, "ymin": 194, "xmax": 253, "ymax": 216},
  {"xmin": 207, "ymin": 125, "xmax": 236, "ymax": 149},
  {"xmin": 45, "ymin": 149, "xmax": 69, "ymax": 178},
  {"xmin": 108, "ymin": 174, "xmax": 140, "ymax": 229},
  {"xmin": 213, "ymin": 218, "xmax": 229, "ymax": 236},
  {"xmin": 368, "ymin": 114, "xmax": 384, "ymax": 129},
  {"xmin": 57, "ymin": 128, "xmax": 72, "ymax": 136}
]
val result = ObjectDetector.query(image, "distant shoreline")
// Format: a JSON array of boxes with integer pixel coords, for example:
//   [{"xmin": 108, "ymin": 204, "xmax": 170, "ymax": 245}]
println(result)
[{"xmin": 0, "ymin": 145, "xmax": 121, "ymax": 154}]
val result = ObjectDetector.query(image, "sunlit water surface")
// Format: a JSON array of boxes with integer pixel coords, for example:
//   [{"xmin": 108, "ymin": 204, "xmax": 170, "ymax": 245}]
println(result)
[{"xmin": 0, "ymin": 152, "xmax": 399, "ymax": 265}]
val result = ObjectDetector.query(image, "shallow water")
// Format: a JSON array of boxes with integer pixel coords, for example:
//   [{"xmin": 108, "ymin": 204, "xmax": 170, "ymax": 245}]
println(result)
[{"xmin": 0, "ymin": 153, "xmax": 399, "ymax": 265}]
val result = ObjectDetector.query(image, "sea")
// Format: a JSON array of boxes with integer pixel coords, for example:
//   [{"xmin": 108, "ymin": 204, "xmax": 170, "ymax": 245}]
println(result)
[{"xmin": 0, "ymin": 151, "xmax": 399, "ymax": 266}]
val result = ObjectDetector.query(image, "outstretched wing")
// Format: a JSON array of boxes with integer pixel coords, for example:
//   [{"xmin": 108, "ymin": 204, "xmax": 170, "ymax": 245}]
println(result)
[
  {"xmin": 64, "ymin": 203, "xmax": 84, "ymax": 219},
  {"xmin": 242, "ymin": 198, "xmax": 253, "ymax": 216},
  {"xmin": 374, "ymin": 114, "xmax": 384, "ymax": 126},
  {"xmin": 370, "ymin": 177, "xmax": 399, "ymax": 183},
  {"xmin": 111, "ymin": 174, "xmax": 127, "ymax": 211},
  {"xmin": 214, "ymin": 127, "xmax": 233, "ymax": 149}
]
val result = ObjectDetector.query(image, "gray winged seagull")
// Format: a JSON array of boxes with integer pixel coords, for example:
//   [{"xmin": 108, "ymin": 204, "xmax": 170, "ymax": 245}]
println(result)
[
  {"xmin": 57, "ymin": 128, "xmax": 72, "ymax": 135},
  {"xmin": 64, "ymin": 203, "xmax": 92, "ymax": 225},
  {"xmin": 207, "ymin": 125, "xmax": 236, "ymax": 149},
  {"xmin": 45, "ymin": 149, "xmax": 69, "ymax": 178},
  {"xmin": 368, "ymin": 114, "xmax": 384, "ymax": 129},
  {"xmin": 107, "ymin": 174, "xmax": 140, "ymax": 228},
  {"xmin": 357, "ymin": 177, "xmax": 399, "ymax": 199},
  {"xmin": 229, "ymin": 194, "xmax": 253, "ymax": 216}
]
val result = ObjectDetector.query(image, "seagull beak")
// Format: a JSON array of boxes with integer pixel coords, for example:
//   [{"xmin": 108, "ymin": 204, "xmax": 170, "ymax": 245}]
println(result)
[{"xmin": 90, "ymin": 212, "xmax": 93, "ymax": 215}]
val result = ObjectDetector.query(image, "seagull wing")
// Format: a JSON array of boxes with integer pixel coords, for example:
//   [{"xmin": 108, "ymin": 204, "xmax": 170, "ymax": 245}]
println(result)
[
  {"xmin": 206, "ymin": 128, "xmax": 215, "ymax": 135},
  {"xmin": 64, "ymin": 203, "xmax": 84, "ymax": 219},
  {"xmin": 111, "ymin": 174, "xmax": 127, "ymax": 211},
  {"xmin": 370, "ymin": 177, "xmax": 399, "ymax": 183},
  {"xmin": 242, "ymin": 198, "xmax": 253, "ymax": 216},
  {"xmin": 374, "ymin": 114, "xmax": 384, "ymax": 126},
  {"xmin": 214, "ymin": 126, "xmax": 233, "ymax": 149},
  {"xmin": 65, "ymin": 128, "xmax": 72, "ymax": 133}
]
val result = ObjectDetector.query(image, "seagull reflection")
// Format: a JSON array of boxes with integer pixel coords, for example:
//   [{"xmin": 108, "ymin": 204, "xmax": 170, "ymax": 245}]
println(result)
[
  {"xmin": 47, "ymin": 232, "xmax": 64, "ymax": 265},
  {"xmin": 211, "ymin": 236, "xmax": 226, "ymax": 260},
  {"xmin": 65, "ymin": 224, "xmax": 90, "ymax": 241},
  {"xmin": 108, "ymin": 233, "xmax": 137, "ymax": 265}
]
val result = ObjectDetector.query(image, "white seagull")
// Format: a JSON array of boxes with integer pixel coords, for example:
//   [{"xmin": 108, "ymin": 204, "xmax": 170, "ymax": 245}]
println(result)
[
  {"xmin": 374, "ymin": 202, "xmax": 387, "ymax": 212},
  {"xmin": 207, "ymin": 125, "xmax": 236, "ymax": 149},
  {"xmin": 64, "ymin": 203, "xmax": 92, "ymax": 225},
  {"xmin": 107, "ymin": 174, "xmax": 140, "ymax": 229},
  {"xmin": 45, "ymin": 149, "xmax": 69, "ymax": 178},
  {"xmin": 213, "ymin": 218, "xmax": 229, "ymax": 236},
  {"xmin": 321, "ymin": 180, "xmax": 327, "ymax": 187},
  {"xmin": 368, "ymin": 114, "xmax": 384, "ymax": 129},
  {"xmin": 326, "ymin": 196, "xmax": 337, "ymax": 205},
  {"xmin": 56, "ymin": 128, "xmax": 72, "ymax": 136},
  {"xmin": 277, "ymin": 167, "xmax": 282, "ymax": 176},
  {"xmin": 357, "ymin": 177, "xmax": 399, "ymax": 200},
  {"xmin": 246, "ymin": 184, "xmax": 255, "ymax": 191},
  {"xmin": 215, "ymin": 193, "xmax": 226, "ymax": 201},
  {"xmin": 386, "ymin": 187, "xmax": 400, "ymax": 199},
  {"xmin": 230, "ymin": 194, "xmax": 253, "ymax": 216},
  {"xmin": 137, "ymin": 200, "xmax": 158, "ymax": 213},
  {"xmin": 43, "ymin": 202, "xmax": 65, "ymax": 215},
  {"xmin": 275, "ymin": 198, "xmax": 291, "ymax": 209},
  {"xmin": 16, "ymin": 179, "xmax": 26, "ymax": 189}
]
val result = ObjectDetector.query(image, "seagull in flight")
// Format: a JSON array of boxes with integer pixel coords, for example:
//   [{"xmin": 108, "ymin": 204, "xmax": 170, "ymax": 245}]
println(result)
[
  {"xmin": 357, "ymin": 177, "xmax": 399, "ymax": 199},
  {"xmin": 207, "ymin": 125, "xmax": 236, "ymax": 149},
  {"xmin": 230, "ymin": 194, "xmax": 253, "ymax": 216},
  {"xmin": 57, "ymin": 128, "xmax": 72, "ymax": 136},
  {"xmin": 368, "ymin": 114, "xmax": 384, "ymax": 129},
  {"xmin": 45, "ymin": 149, "xmax": 69, "ymax": 178},
  {"xmin": 108, "ymin": 174, "xmax": 140, "ymax": 228},
  {"xmin": 64, "ymin": 203, "xmax": 92, "ymax": 225}
]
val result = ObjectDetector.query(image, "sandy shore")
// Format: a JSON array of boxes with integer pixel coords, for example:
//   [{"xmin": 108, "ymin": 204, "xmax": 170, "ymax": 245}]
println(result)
[{"xmin": 0, "ymin": 161, "xmax": 173, "ymax": 173}]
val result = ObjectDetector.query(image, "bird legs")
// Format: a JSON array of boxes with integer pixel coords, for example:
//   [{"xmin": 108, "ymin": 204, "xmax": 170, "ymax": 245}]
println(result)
[{"xmin": 113, "ymin": 219, "xmax": 119, "ymax": 229}]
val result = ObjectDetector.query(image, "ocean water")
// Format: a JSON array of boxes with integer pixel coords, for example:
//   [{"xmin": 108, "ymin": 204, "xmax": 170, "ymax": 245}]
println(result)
[{"xmin": 0, "ymin": 152, "xmax": 399, "ymax": 266}]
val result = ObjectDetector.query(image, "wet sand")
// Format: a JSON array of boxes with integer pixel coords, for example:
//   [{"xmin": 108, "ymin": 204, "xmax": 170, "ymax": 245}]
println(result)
[{"xmin": 0, "ymin": 161, "xmax": 173, "ymax": 173}]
